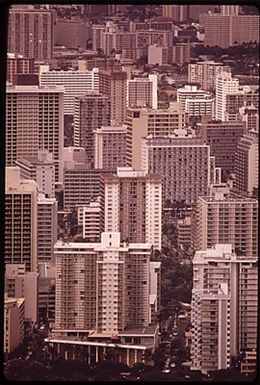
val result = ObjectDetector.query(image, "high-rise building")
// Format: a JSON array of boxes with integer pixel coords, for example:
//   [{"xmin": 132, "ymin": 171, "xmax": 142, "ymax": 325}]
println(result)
[
  {"xmin": 8, "ymin": 7, "xmax": 54, "ymax": 60},
  {"xmin": 101, "ymin": 168, "xmax": 162, "ymax": 250},
  {"xmin": 77, "ymin": 199, "xmax": 102, "ymax": 241},
  {"xmin": 189, "ymin": 5, "xmax": 219, "ymax": 21},
  {"xmin": 148, "ymin": 45, "xmax": 169, "ymax": 66},
  {"xmin": 130, "ymin": 20, "xmax": 174, "ymax": 32},
  {"xmin": 177, "ymin": 85, "xmax": 214, "ymax": 120},
  {"xmin": 215, "ymin": 72, "xmax": 240, "ymax": 121},
  {"xmin": 126, "ymin": 103, "xmax": 185, "ymax": 169},
  {"xmin": 37, "ymin": 193, "xmax": 58, "ymax": 264},
  {"xmin": 193, "ymin": 191, "xmax": 258, "ymax": 257},
  {"xmin": 39, "ymin": 66, "xmax": 99, "ymax": 115},
  {"xmin": 54, "ymin": 232, "xmax": 160, "ymax": 332},
  {"xmin": 47, "ymin": 232, "xmax": 160, "ymax": 366},
  {"xmin": 176, "ymin": 216, "xmax": 192, "ymax": 251},
  {"xmin": 74, "ymin": 92, "xmax": 111, "ymax": 167},
  {"xmin": 191, "ymin": 244, "xmax": 257, "ymax": 373},
  {"xmin": 99, "ymin": 69, "xmax": 127, "ymax": 124},
  {"xmin": 4, "ymin": 295, "xmax": 25, "ymax": 354},
  {"xmin": 100, "ymin": 22, "xmax": 136, "ymax": 55},
  {"xmin": 177, "ymin": 85, "xmax": 211, "ymax": 110},
  {"xmin": 5, "ymin": 167, "xmax": 38, "ymax": 272},
  {"xmin": 200, "ymin": 13, "xmax": 259, "ymax": 48},
  {"xmin": 188, "ymin": 61, "xmax": 231, "ymax": 91},
  {"xmin": 225, "ymin": 86, "xmax": 259, "ymax": 122},
  {"xmin": 162, "ymin": 5, "xmax": 189, "ymax": 21},
  {"xmin": 141, "ymin": 129, "xmax": 212, "ymax": 205},
  {"xmin": 94, "ymin": 124, "xmax": 127, "ymax": 170},
  {"xmin": 7, "ymin": 53, "xmax": 35, "ymax": 85},
  {"xmin": 191, "ymin": 283, "xmax": 231, "ymax": 373},
  {"xmin": 200, "ymin": 119, "xmax": 246, "ymax": 177},
  {"xmin": 54, "ymin": 18, "xmax": 91, "ymax": 50},
  {"xmin": 92, "ymin": 25, "xmax": 105, "ymax": 51},
  {"xmin": 5, "ymin": 264, "xmax": 38, "ymax": 323},
  {"xmin": 170, "ymin": 43, "xmax": 191, "ymax": 65},
  {"xmin": 185, "ymin": 98, "xmax": 215, "ymax": 121},
  {"xmin": 6, "ymin": 85, "xmax": 64, "ymax": 184},
  {"xmin": 136, "ymin": 30, "xmax": 173, "ymax": 49},
  {"xmin": 221, "ymin": 5, "xmax": 240, "ymax": 16},
  {"xmin": 38, "ymin": 274, "xmax": 55, "ymax": 325},
  {"xmin": 63, "ymin": 162, "xmax": 111, "ymax": 211},
  {"xmin": 237, "ymin": 105, "xmax": 259, "ymax": 132},
  {"xmin": 16, "ymin": 150, "xmax": 55, "ymax": 199},
  {"xmin": 127, "ymin": 75, "xmax": 158, "ymax": 109},
  {"xmin": 234, "ymin": 130, "xmax": 259, "ymax": 196}
]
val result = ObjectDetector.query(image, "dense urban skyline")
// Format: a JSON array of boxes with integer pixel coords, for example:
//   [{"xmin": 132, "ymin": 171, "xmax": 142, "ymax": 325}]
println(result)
[{"xmin": 3, "ymin": 3, "xmax": 259, "ymax": 382}]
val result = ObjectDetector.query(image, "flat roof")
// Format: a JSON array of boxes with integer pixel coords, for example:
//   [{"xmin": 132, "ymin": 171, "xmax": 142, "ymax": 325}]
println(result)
[
  {"xmin": 44, "ymin": 338, "xmax": 149, "ymax": 350},
  {"xmin": 118, "ymin": 324, "xmax": 159, "ymax": 336}
]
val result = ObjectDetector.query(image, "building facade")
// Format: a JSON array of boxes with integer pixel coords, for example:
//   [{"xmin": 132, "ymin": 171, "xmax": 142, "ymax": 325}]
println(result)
[
  {"xmin": 225, "ymin": 87, "xmax": 259, "ymax": 122},
  {"xmin": 63, "ymin": 163, "xmax": 111, "ymax": 211},
  {"xmin": 94, "ymin": 125, "xmax": 127, "ymax": 170},
  {"xmin": 127, "ymin": 75, "xmax": 158, "ymax": 109},
  {"xmin": 8, "ymin": 7, "xmax": 54, "ymax": 60},
  {"xmin": 99, "ymin": 69, "xmax": 127, "ymax": 124},
  {"xmin": 39, "ymin": 66, "xmax": 99, "ymax": 115},
  {"xmin": 200, "ymin": 119, "xmax": 246, "ymax": 177},
  {"xmin": 193, "ymin": 191, "xmax": 258, "ymax": 258},
  {"xmin": 191, "ymin": 244, "xmax": 258, "ymax": 373},
  {"xmin": 37, "ymin": 193, "xmax": 58, "ymax": 264},
  {"xmin": 16, "ymin": 150, "xmax": 55, "ymax": 199},
  {"xmin": 126, "ymin": 103, "xmax": 185, "ymax": 170},
  {"xmin": 54, "ymin": 232, "xmax": 160, "ymax": 333},
  {"xmin": 5, "ymin": 264, "xmax": 38, "ymax": 323},
  {"xmin": 54, "ymin": 18, "xmax": 91, "ymax": 50},
  {"xmin": 101, "ymin": 168, "xmax": 162, "ymax": 250},
  {"xmin": 141, "ymin": 130, "xmax": 212, "ymax": 205},
  {"xmin": 188, "ymin": 61, "xmax": 231, "ymax": 91},
  {"xmin": 7, "ymin": 53, "xmax": 35, "ymax": 85},
  {"xmin": 234, "ymin": 130, "xmax": 259, "ymax": 196},
  {"xmin": 5, "ymin": 167, "xmax": 38, "ymax": 272},
  {"xmin": 74, "ymin": 93, "xmax": 111, "ymax": 167},
  {"xmin": 4, "ymin": 295, "xmax": 25, "ymax": 355},
  {"xmin": 215, "ymin": 72, "xmax": 240, "ymax": 121},
  {"xmin": 6, "ymin": 85, "xmax": 64, "ymax": 184},
  {"xmin": 200, "ymin": 13, "xmax": 259, "ymax": 48},
  {"xmin": 77, "ymin": 199, "xmax": 102, "ymax": 241}
]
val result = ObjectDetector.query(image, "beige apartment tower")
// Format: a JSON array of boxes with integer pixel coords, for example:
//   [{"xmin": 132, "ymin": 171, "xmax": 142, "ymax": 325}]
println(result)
[
  {"xmin": 39, "ymin": 66, "xmax": 99, "ymax": 115},
  {"xmin": 54, "ymin": 233, "xmax": 161, "ymax": 333},
  {"xmin": 99, "ymin": 69, "xmax": 127, "ymax": 124},
  {"xmin": 127, "ymin": 75, "xmax": 158, "ymax": 109},
  {"xmin": 101, "ymin": 168, "xmax": 162, "ymax": 250},
  {"xmin": 126, "ymin": 103, "xmax": 185, "ymax": 170},
  {"xmin": 6, "ymin": 85, "xmax": 64, "ymax": 184},
  {"xmin": 193, "ymin": 191, "xmax": 258, "ymax": 258},
  {"xmin": 141, "ymin": 129, "xmax": 212, "ymax": 205},
  {"xmin": 16, "ymin": 150, "xmax": 55, "ymax": 199},
  {"xmin": 188, "ymin": 61, "xmax": 231, "ymax": 91},
  {"xmin": 94, "ymin": 125, "xmax": 127, "ymax": 170},
  {"xmin": 191, "ymin": 244, "xmax": 257, "ymax": 373}
]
